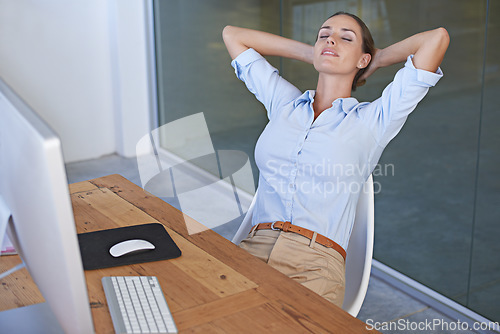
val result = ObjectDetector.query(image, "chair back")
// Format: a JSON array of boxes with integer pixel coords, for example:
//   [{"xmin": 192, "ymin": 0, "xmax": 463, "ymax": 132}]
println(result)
[
  {"xmin": 342, "ymin": 174, "xmax": 374, "ymax": 317},
  {"xmin": 231, "ymin": 191, "xmax": 257, "ymax": 245},
  {"xmin": 232, "ymin": 175, "xmax": 375, "ymax": 317}
]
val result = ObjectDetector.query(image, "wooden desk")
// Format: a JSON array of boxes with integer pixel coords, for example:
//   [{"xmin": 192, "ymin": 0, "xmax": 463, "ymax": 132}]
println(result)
[{"xmin": 0, "ymin": 174, "xmax": 376, "ymax": 333}]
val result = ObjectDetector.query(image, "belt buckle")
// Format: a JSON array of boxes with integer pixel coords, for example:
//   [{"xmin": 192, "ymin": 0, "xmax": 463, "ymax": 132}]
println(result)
[{"xmin": 270, "ymin": 221, "xmax": 279, "ymax": 231}]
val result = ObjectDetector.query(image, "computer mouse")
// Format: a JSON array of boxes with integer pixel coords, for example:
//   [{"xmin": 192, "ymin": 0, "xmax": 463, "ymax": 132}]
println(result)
[{"xmin": 109, "ymin": 239, "xmax": 155, "ymax": 257}]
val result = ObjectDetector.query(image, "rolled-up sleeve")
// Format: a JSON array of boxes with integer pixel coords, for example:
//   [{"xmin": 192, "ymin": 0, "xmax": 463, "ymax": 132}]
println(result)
[
  {"xmin": 231, "ymin": 48, "xmax": 301, "ymax": 120},
  {"xmin": 360, "ymin": 55, "xmax": 443, "ymax": 148}
]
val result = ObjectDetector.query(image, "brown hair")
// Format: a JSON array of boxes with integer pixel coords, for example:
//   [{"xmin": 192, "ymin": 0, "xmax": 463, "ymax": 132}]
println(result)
[{"xmin": 326, "ymin": 12, "xmax": 375, "ymax": 91}]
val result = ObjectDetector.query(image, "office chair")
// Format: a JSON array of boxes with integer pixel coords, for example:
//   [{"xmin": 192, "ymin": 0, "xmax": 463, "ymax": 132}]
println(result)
[{"xmin": 232, "ymin": 175, "xmax": 375, "ymax": 318}]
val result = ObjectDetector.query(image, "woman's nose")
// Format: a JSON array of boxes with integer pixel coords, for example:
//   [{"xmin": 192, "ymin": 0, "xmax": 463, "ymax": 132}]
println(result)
[{"xmin": 327, "ymin": 36, "xmax": 335, "ymax": 45}]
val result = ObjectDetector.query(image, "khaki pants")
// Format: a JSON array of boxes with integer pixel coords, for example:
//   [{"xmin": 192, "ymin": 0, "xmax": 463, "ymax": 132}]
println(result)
[{"xmin": 239, "ymin": 229, "xmax": 345, "ymax": 307}]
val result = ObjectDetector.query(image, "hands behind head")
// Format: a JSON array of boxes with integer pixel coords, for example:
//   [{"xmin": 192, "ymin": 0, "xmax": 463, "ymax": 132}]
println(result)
[{"xmin": 359, "ymin": 48, "xmax": 380, "ymax": 82}]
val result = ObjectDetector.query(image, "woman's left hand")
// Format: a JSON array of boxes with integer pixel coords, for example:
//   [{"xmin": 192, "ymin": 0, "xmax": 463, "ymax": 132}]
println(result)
[
  {"xmin": 359, "ymin": 48, "xmax": 380, "ymax": 81},
  {"xmin": 362, "ymin": 28, "xmax": 449, "ymax": 79}
]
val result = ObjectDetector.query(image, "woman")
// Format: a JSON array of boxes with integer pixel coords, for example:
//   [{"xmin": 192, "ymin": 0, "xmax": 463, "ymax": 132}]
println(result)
[{"xmin": 222, "ymin": 12, "xmax": 449, "ymax": 307}]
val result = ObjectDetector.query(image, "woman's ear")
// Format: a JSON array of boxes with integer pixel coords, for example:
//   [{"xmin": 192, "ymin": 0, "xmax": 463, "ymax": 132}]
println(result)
[{"xmin": 358, "ymin": 53, "xmax": 372, "ymax": 69}]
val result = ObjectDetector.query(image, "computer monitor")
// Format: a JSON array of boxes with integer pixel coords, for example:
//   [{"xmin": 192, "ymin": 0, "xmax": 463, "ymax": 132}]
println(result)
[{"xmin": 0, "ymin": 78, "xmax": 94, "ymax": 333}]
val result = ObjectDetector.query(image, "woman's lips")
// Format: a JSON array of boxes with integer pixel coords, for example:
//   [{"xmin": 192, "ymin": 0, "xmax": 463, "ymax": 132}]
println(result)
[{"xmin": 321, "ymin": 48, "xmax": 339, "ymax": 57}]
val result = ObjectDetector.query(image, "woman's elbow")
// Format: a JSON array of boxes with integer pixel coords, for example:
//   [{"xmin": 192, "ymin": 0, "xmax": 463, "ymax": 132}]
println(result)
[
  {"xmin": 413, "ymin": 27, "xmax": 449, "ymax": 71},
  {"xmin": 222, "ymin": 25, "xmax": 229, "ymax": 41},
  {"xmin": 434, "ymin": 27, "xmax": 450, "ymax": 49},
  {"xmin": 222, "ymin": 25, "xmax": 236, "ymax": 42},
  {"xmin": 428, "ymin": 27, "xmax": 450, "ymax": 64},
  {"xmin": 222, "ymin": 25, "xmax": 248, "ymax": 59}
]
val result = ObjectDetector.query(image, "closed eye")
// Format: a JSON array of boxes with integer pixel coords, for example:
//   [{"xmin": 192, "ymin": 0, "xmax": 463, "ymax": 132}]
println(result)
[{"xmin": 342, "ymin": 37, "xmax": 352, "ymax": 42}]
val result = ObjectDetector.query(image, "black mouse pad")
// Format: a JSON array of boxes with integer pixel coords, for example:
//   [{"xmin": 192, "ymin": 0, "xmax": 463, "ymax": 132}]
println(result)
[{"xmin": 77, "ymin": 223, "xmax": 182, "ymax": 270}]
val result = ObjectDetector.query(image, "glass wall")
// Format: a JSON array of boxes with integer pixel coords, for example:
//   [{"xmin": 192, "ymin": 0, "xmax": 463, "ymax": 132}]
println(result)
[
  {"xmin": 468, "ymin": 0, "xmax": 500, "ymax": 321},
  {"xmin": 153, "ymin": 0, "xmax": 499, "ymax": 321},
  {"xmin": 153, "ymin": 0, "xmax": 280, "ymax": 188}
]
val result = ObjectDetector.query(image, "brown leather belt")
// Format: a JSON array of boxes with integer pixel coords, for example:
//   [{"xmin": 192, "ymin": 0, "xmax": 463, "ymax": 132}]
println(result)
[{"xmin": 254, "ymin": 221, "xmax": 346, "ymax": 260}]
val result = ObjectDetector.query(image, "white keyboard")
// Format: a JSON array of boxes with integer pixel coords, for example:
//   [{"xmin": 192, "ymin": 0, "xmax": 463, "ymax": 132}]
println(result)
[{"xmin": 102, "ymin": 276, "xmax": 178, "ymax": 334}]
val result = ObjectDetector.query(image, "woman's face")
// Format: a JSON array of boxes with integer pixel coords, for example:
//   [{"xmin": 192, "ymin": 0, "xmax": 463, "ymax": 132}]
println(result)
[{"xmin": 313, "ymin": 15, "xmax": 371, "ymax": 77}]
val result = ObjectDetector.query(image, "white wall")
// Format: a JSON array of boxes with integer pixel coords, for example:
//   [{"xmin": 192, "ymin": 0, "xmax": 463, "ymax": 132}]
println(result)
[
  {"xmin": 110, "ymin": 0, "xmax": 153, "ymax": 159},
  {"xmin": 0, "ymin": 0, "xmax": 151, "ymax": 163}
]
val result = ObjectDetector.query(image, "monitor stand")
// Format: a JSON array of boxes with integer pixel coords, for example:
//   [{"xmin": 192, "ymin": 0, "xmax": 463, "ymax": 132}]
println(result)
[{"xmin": 0, "ymin": 302, "xmax": 64, "ymax": 334}]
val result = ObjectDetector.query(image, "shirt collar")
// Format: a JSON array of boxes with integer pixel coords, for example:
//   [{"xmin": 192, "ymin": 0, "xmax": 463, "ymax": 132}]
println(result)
[
  {"xmin": 294, "ymin": 90, "xmax": 359, "ymax": 114},
  {"xmin": 337, "ymin": 97, "xmax": 359, "ymax": 114},
  {"xmin": 293, "ymin": 90, "xmax": 315, "ymax": 108}
]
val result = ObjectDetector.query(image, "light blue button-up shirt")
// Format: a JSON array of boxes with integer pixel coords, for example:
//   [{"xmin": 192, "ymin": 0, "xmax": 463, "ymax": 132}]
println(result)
[{"xmin": 231, "ymin": 48, "xmax": 443, "ymax": 250}]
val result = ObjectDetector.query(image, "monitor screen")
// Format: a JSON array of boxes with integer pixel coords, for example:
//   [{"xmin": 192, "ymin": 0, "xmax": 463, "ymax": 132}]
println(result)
[{"xmin": 0, "ymin": 78, "xmax": 94, "ymax": 333}]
